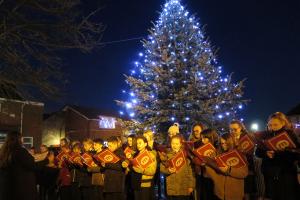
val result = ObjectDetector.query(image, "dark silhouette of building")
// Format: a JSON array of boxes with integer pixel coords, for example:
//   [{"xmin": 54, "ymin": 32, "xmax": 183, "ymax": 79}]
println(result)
[
  {"xmin": 0, "ymin": 98, "xmax": 44, "ymax": 148},
  {"xmin": 43, "ymin": 105, "xmax": 127, "ymax": 146}
]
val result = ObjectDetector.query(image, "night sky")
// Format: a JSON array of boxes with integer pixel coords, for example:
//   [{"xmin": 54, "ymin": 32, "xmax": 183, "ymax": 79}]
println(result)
[{"xmin": 47, "ymin": 0, "xmax": 300, "ymax": 129}]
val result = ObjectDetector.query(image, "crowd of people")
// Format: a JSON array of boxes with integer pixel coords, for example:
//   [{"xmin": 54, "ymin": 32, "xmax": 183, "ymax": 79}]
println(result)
[{"xmin": 0, "ymin": 111, "xmax": 299, "ymax": 200}]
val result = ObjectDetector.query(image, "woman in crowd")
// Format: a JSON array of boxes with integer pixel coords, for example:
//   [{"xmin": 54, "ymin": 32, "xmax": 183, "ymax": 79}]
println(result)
[
  {"xmin": 205, "ymin": 133, "xmax": 248, "ymax": 200},
  {"xmin": 0, "ymin": 131, "xmax": 48, "ymax": 200},
  {"xmin": 255, "ymin": 112, "xmax": 300, "ymax": 200},
  {"xmin": 229, "ymin": 120, "xmax": 258, "ymax": 200}
]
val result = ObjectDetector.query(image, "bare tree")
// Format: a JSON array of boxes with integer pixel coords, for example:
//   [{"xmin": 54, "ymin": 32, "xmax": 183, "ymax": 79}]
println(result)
[{"xmin": 0, "ymin": 0, "xmax": 105, "ymax": 100}]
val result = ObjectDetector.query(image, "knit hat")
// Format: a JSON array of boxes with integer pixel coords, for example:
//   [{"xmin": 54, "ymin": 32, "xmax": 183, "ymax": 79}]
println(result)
[{"xmin": 168, "ymin": 123, "xmax": 180, "ymax": 134}]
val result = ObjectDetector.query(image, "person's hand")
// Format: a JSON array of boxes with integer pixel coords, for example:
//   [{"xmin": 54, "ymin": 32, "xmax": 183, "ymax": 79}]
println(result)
[
  {"xmin": 133, "ymin": 165, "xmax": 144, "ymax": 173},
  {"xmin": 219, "ymin": 166, "xmax": 230, "ymax": 174},
  {"xmin": 101, "ymin": 162, "xmax": 105, "ymax": 167},
  {"xmin": 168, "ymin": 167, "xmax": 176, "ymax": 173},
  {"xmin": 188, "ymin": 188, "xmax": 193, "ymax": 194},
  {"xmin": 126, "ymin": 153, "xmax": 132, "ymax": 159},
  {"xmin": 122, "ymin": 161, "xmax": 129, "ymax": 168},
  {"xmin": 158, "ymin": 151, "xmax": 167, "ymax": 161},
  {"xmin": 266, "ymin": 151, "xmax": 275, "ymax": 159}
]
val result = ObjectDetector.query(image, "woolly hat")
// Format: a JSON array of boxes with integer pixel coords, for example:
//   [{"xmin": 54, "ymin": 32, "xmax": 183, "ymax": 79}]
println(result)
[{"xmin": 168, "ymin": 123, "xmax": 180, "ymax": 134}]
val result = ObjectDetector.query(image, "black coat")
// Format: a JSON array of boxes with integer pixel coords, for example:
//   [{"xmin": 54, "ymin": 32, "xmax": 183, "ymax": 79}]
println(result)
[
  {"xmin": 255, "ymin": 129, "xmax": 300, "ymax": 200},
  {"xmin": 0, "ymin": 145, "xmax": 47, "ymax": 200},
  {"xmin": 103, "ymin": 148, "xmax": 126, "ymax": 193}
]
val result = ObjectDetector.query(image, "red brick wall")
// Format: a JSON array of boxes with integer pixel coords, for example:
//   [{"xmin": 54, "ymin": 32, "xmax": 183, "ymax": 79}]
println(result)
[
  {"xmin": 65, "ymin": 109, "xmax": 89, "ymax": 141},
  {"xmin": 64, "ymin": 108, "xmax": 123, "ymax": 142},
  {"xmin": 0, "ymin": 99, "xmax": 44, "ymax": 148}
]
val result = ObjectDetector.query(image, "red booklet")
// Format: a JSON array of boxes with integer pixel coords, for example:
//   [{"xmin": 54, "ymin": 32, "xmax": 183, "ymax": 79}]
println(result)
[
  {"xmin": 56, "ymin": 151, "xmax": 70, "ymax": 162},
  {"xmin": 238, "ymin": 134, "xmax": 255, "ymax": 153},
  {"xmin": 94, "ymin": 149, "xmax": 120, "ymax": 164},
  {"xmin": 124, "ymin": 147, "xmax": 134, "ymax": 158},
  {"xmin": 168, "ymin": 151, "xmax": 186, "ymax": 172},
  {"xmin": 215, "ymin": 150, "xmax": 247, "ymax": 168},
  {"xmin": 69, "ymin": 152, "xmax": 83, "ymax": 166},
  {"xmin": 81, "ymin": 153, "xmax": 97, "ymax": 167},
  {"xmin": 193, "ymin": 143, "xmax": 216, "ymax": 158},
  {"xmin": 132, "ymin": 150, "xmax": 154, "ymax": 169},
  {"xmin": 265, "ymin": 132, "xmax": 296, "ymax": 151}
]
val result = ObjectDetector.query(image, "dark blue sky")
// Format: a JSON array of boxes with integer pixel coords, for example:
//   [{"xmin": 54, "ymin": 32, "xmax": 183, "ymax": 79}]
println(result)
[{"xmin": 47, "ymin": 0, "xmax": 300, "ymax": 128}]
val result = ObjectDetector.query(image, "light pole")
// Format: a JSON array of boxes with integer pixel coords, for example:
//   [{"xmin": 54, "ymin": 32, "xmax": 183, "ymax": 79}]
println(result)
[{"xmin": 251, "ymin": 123, "xmax": 259, "ymax": 131}]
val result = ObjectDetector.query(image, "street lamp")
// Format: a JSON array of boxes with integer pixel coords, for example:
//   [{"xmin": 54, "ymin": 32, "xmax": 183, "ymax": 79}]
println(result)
[{"xmin": 251, "ymin": 123, "xmax": 259, "ymax": 131}]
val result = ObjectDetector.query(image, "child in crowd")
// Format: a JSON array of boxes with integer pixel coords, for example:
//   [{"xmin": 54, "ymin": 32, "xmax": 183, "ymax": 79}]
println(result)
[
  {"xmin": 194, "ymin": 128, "xmax": 219, "ymax": 200},
  {"xmin": 124, "ymin": 135, "xmax": 157, "ymax": 200},
  {"xmin": 160, "ymin": 135, "xmax": 195, "ymax": 200},
  {"xmin": 102, "ymin": 136, "xmax": 126, "ymax": 200},
  {"xmin": 87, "ymin": 138, "xmax": 104, "ymax": 200}
]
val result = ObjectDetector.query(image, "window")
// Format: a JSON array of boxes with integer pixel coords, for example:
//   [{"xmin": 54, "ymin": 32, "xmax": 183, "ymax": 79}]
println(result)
[
  {"xmin": 22, "ymin": 137, "xmax": 33, "ymax": 149},
  {"xmin": 0, "ymin": 133, "xmax": 7, "ymax": 147},
  {"xmin": 98, "ymin": 116, "xmax": 116, "ymax": 129}
]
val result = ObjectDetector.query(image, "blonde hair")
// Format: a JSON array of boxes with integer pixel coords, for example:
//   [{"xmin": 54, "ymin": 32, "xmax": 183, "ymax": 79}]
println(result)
[
  {"xmin": 268, "ymin": 112, "xmax": 293, "ymax": 131},
  {"xmin": 83, "ymin": 138, "xmax": 94, "ymax": 145},
  {"xmin": 143, "ymin": 130, "xmax": 154, "ymax": 140}
]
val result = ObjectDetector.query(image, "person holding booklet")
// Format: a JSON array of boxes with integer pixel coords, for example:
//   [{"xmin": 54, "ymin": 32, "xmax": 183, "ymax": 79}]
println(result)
[
  {"xmin": 79, "ymin": 138, "xmax": 95, "ymax": 200},
  {"xmin": 143, "ymin": 130, "xmax": 165, "ymax": 200},
  {"xmin": 255, "ymin": 112, "xmax": 300, "ymax": 200},
  {"xmin": 188, "ymin": 123, "xmax": 205, "ymax": 149},
  {"xmin": 192, "ymin": 129, "xmax": 219, "ymax": 200},
  {"xmin": 204, "ymin": 133, "xmax": 248, "ymax": 200},
  {"xmin": 229, "ymin": 120, "xmax": 257, "ymax": 200},
  {"xmin": 160, "ymin": 135, "xmax": 195, "ymax": 200},
  {"xmin": 87, "ymin": 138, "xmax": 105, "ymax": 200},
  {"xmin": 102, "ymin": 136, "xmax": 126, "ymax": 200},
  {"xmin": 66, "ymin": 142, "xmax": 82, "ymax": 200},
  {"xmin": 123, "ymin": 135, "xmax": 157, "ymax": 200},
  {"xmin": 122, "ymin": 134, "xmax": 136, "ymax": 200}
]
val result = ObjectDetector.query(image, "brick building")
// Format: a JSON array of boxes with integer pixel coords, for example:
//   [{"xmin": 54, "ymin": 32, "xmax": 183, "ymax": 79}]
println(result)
[
  {"xmin": 0, "ymin": 98, "xmax": 44, "ymax": 148},
  {"xmin": 43, "ymin": 105, "xmax": 127, "ymax": 146}
]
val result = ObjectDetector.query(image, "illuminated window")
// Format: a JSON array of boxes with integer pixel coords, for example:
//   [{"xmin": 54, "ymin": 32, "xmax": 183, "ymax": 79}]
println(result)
[{"xmin": 99, "ymin": 116, "xmax": 116, "ymax": 129}]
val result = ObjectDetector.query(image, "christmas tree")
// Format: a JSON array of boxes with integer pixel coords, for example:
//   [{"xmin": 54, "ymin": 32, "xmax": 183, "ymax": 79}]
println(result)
[{"xmin": 117, "ymin": 0, "xmax": 246, "ymax": 137}]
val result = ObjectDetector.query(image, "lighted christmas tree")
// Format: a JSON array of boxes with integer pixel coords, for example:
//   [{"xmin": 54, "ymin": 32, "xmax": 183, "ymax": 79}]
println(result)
[{"xmin": 117, "ymin": 0, "xmax": 246, "ymax": 136}]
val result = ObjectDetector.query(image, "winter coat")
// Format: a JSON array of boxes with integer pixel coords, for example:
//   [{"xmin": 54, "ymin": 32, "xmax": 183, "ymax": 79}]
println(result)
[
  {"xmin": 0, "ymin": 145, "xmax": 47, "ymax": 200},
  {"xmin": 255, "ymin": 129, "xmax": 300, "ymax": 200},
  {"xmin": 205, "ymin": 164, "xmax": 248, "ymax": 200},
  {"xmin": 131, "ymin": 149, "xmax": 157, "ymax": 188},
  {"xmin": 103, "ymin": 147, "xmax": 126, "ymax": 193},
  {"xmin": 160, "ymin": 150, "xmax": 195, "ymax": 196},
  {"xmin": 88, "ymin": 166, "xmax": 104, "ymax": 186},
  {"xmin": 58, "ymin": 165, "xmax": 72, "ymax": 186}
]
